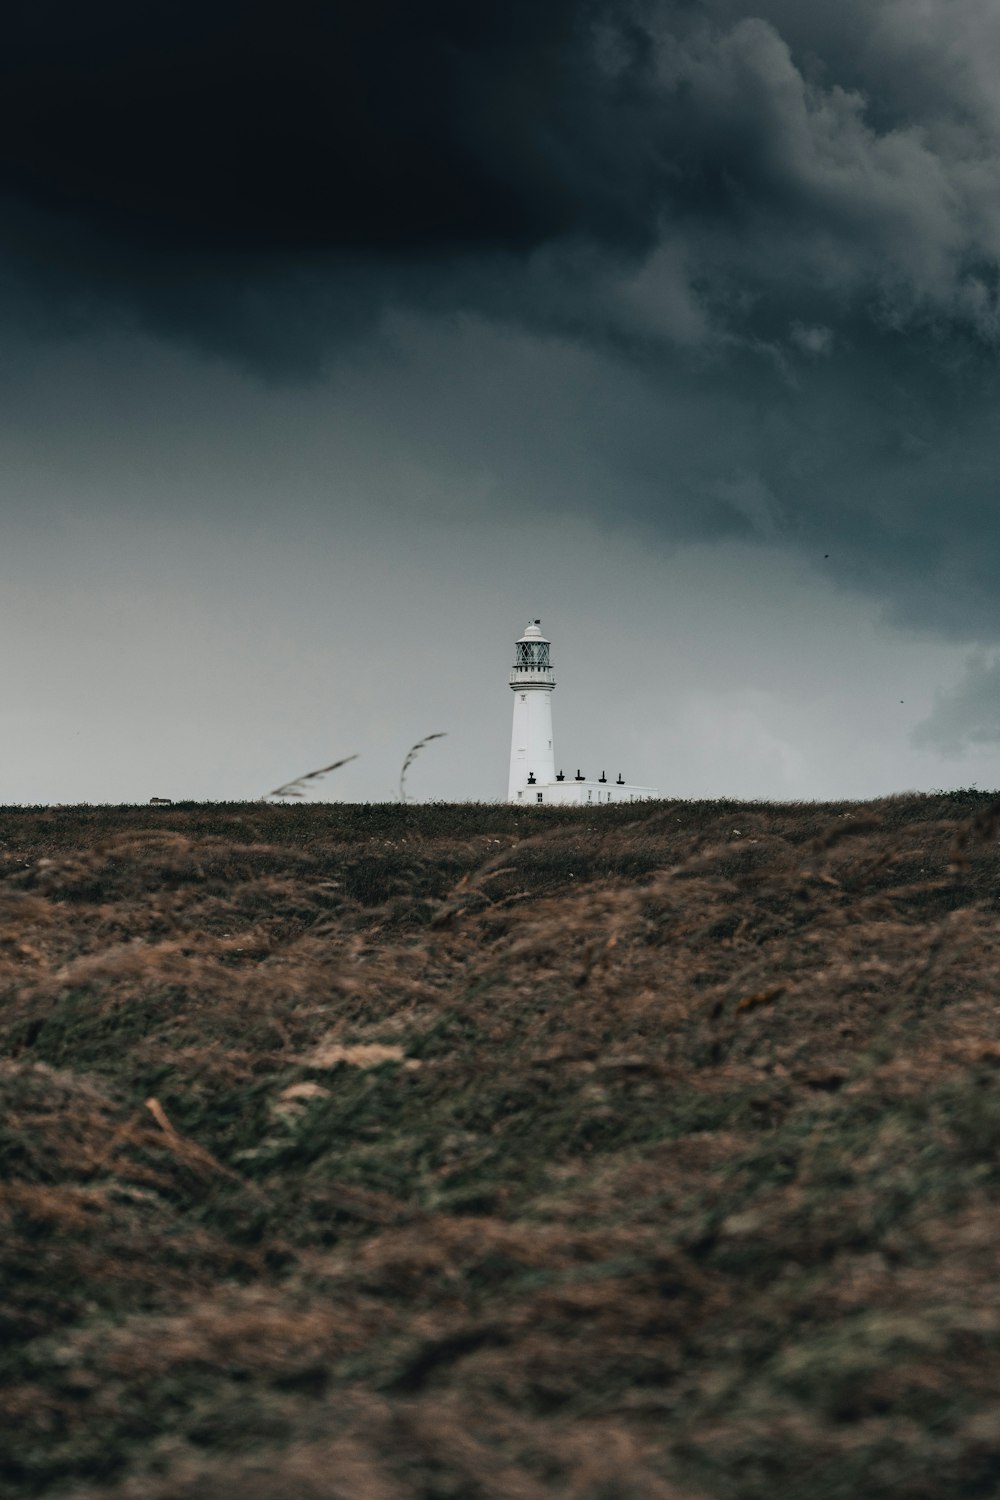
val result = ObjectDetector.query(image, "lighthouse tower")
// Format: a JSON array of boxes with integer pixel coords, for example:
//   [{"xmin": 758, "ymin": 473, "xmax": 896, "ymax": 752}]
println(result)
[
  {"xmin": 506, "ymin": 618, "xmax": 660, "ymax": 805},
  {"xmin": 508, "ymin": 619, "xmax": 556, "ymax": 800}
]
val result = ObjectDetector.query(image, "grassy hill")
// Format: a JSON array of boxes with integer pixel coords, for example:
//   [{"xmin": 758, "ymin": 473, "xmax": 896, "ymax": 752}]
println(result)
[{"xmin": 2, "ymin": 793, "xmax": 1000, "ymax": 1499}]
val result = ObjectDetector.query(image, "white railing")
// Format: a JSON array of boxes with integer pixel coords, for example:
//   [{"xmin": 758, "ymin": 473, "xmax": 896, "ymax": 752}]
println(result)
[{"xmin": 509, "ymin": 666, "xmax": 556, "ymax": 686}]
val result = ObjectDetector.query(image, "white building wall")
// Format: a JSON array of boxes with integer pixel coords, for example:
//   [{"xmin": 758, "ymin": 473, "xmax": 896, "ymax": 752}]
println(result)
[
  {"xmin": 508, "ymin": 686, "xmax": 556, "ymax": 800},
  {"xmin": 513, "ymin": 779, "xmax": 659, "ymax": 807}
]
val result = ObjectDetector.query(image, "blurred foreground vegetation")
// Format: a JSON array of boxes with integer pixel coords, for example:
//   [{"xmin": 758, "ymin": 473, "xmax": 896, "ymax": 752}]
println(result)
[{"xmin": 2, "ymin": 793, "xmax": 1000, "ymax": 1499}]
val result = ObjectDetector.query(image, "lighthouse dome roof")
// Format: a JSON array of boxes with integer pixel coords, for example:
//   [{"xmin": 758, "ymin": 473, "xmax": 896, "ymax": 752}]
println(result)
[{"xmin": 518, "ymin": 618, "xmax": 549, "ymax": 643}]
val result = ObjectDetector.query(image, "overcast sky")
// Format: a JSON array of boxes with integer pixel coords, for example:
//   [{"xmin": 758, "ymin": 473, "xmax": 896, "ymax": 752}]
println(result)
[{"xmin": 4, "ymin": 0, "xmax": 1000, "ymax": 804}]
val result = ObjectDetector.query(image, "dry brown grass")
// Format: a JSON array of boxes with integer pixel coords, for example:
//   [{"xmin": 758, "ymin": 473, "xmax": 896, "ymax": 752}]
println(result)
[{"xmin": 2, "ymin": 792, "xmax": 1000, "ymax": 1498}]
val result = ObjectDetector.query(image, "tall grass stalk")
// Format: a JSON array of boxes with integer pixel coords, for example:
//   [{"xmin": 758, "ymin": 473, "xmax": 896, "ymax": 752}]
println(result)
[
  {"xmin": 265, "ymin": 753, "xmax": 358, "ymax": 800},
  {"xmin": 399, "ymin": 732, "xmax": 446, "ymax": 804}
]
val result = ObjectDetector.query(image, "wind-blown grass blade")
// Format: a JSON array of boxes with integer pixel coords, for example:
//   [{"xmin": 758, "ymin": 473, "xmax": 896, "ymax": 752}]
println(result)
[
  {"xmin": 266, "ymin": 753, "xmax": 358, "ymax": 800},
  {"xmin": 399, "ymin": 732, "xmax": 446, "ymax": 804}
]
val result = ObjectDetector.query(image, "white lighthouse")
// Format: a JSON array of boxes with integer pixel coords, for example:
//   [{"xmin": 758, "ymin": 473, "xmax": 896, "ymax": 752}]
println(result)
[
  {"xmin": 507, "ymin": 618, "xmax": 660, "ymax": 806},
  {"xmin": 508, "ymin": 620, "xmax": 556, "ymax": 800}
]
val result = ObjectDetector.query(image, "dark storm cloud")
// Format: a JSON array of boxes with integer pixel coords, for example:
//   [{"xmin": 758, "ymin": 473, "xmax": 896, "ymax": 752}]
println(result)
[
  {"xmin": 6, "ymin": 0, "xmax": 1000, "ymax": 347},
  {"xmin": 7, "ymin": 0, "xmax": 1000, "ymax": 664},
  {"xmin": 0, "ymin": 0, "xmax": 656, "ymax": 254},
  {"xmin": 0, "ymin": 0, "xmax": 662, "ymax": 364}
]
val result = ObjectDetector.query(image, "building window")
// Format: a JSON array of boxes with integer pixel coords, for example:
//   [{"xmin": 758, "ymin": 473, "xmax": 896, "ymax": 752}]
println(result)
[
  {"xmin": 520, "ymin": 694, "xmax": 526, "ymax": 702},
  {"xmin": 536, "ymin": 792, "xmax": 543, "ymax": 803},
  {"xmin": 517, "ymin": 790, "xmax": 523, "ymax": 799},
  {"xmin": 587, "ymin": 790, "xmax": 593, "ymax": 802}
]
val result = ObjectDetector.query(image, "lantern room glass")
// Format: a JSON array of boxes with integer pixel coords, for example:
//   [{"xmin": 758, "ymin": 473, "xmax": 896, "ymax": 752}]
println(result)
[{"xmin": 514, "ymin": 640, "xmax": 551, "ymax": 670}]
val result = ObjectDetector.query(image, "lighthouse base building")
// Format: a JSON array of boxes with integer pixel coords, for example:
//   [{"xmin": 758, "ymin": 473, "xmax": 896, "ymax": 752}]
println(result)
[{"xmin": 507, "ymin": 620, "xmax": 659, "ymax": 806}]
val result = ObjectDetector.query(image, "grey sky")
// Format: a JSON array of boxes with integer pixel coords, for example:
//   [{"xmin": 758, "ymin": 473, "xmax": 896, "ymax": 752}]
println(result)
[{"xmin": 2, "ymin": 2, "xmax": 1000, "ymax": 801}]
